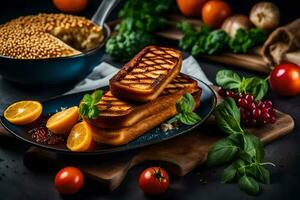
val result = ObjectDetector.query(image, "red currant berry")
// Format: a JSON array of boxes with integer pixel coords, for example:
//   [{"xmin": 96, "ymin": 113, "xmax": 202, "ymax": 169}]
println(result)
[
  {"xmin": 218, "ymin": 88, "xmax": 226, "ymax": 97},
  {"xmin": 264, "ymin": 100, "xmax": 273, "ymax": 108},
  {"xmin": 248, "ymin": 102, "xmax": 256, "ymax": 110},
  {"xmin": 269, "ymin": 116, "xmax": 276, "ymax": 124},
  {"xmin": 245, "ymin": 94, "xmax": 254, "ymax": 103},
  {"xmin": 238, "ymin": 98, "xmax": 248, "ymax": 107},
  {"xmin": 261, "ymin": 112, "xmax": 271, "ymax": 121},
  {"xmin": 226, "ymin": 90, "xmax": 236, "ymax": 99},
  {"xmin": 252, "ymin": 108, "xmax": 261, "ymax": 119}
]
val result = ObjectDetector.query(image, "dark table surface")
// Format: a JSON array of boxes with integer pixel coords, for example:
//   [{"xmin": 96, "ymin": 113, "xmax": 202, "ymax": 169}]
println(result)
[{"xmin": 1, "ymin": 1, "xmax": 300, "ymax": 200}]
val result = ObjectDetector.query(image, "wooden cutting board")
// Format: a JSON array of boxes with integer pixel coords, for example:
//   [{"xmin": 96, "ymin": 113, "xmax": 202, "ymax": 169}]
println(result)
[
  {"xmin": 153, "ymin": 15, "xmax": 300, "ymax": 73},
  {"xmin": 0, "ymin": 89, "xmax": 295, "ymax": 191}
]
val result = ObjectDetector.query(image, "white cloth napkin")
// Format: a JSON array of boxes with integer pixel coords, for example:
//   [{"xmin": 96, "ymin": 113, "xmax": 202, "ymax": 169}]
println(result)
[{"xmin": 65, "ymin": 56, "xmax": 212, "ymax": 95}]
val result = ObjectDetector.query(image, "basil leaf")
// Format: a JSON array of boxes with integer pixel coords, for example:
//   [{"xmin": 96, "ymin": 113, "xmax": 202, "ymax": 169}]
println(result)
[
  {"xmin": 214, "ymin": 98, "xmax": 243, "ymax": 135},
  {"xmin": 221, "ymin": 163, "xmax": 237, "ymax": 183},
  {"xmin": 207, "ymin": 138, "xmax": 239, "ymax": 166},
  {"xmin": 228, "ymin": 133, "xmax": 244, "ymax": 148},
  {"xmin": 216, "ymin": 70, "xmax": 242, "ymax": 90},
  {"xmin": 247, "ymin": 77, "xmax": 268, "ymax": 101},
  {"xmin": 180, "ymin": 112, "xmax": 201, "ymax": 125},
  {"xmin": 82, "ymin": 94, "xmax": 92, "ymax": 104},
  {"xmin": 238, "ymin": 175, "xmax": 260, "ymax": 195},
  {"xmin": 92, "ymin": 90, "xmax": 103, "ymax": 104},
  {"xmin": 88, "ymin": 106, "xmax": 100, "ymax": 119},
  {"xmin": 244, "ymin": 134, "xmax": 264, "ymax": 162},
  {"xmin": 167, "ymin": 114, "xmax": 181, "ymax": 124},
  {"xmin": 79, "ymin": 103, "xmax": 89, "ymax": 116},
  {"xmin": 255, "ymin": 165, "xmax": 270, "ymax": 184}
]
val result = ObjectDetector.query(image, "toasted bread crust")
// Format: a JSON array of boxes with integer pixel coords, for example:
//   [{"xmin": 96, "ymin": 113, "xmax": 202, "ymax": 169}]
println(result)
[
  {"xmin": 91, "ymin": 90, "xmax": 201, "ymax": 146},
  {"xmin": 87, "ymin": 74, "xmax": 201, "ymax": 129},
  {"xmin": 109, "ymin": 46, "xmax": 182, "ymax": 102}
]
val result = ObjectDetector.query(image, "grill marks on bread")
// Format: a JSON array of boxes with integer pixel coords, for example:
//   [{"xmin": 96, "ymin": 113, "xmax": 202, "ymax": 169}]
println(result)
[
  {"xmin": 97, "ymin": 74, "xmax": 198, "ymax": 116},
  {"xmin": 119, "ymin": 47, "xmax": 181, "ymax": 90}
]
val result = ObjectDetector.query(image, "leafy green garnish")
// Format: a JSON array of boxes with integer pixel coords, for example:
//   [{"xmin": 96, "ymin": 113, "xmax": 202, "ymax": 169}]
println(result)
[
  {"xmin": 168, "ymin": 93, "xmax": 201, "ymax": 125},
  {"xmin": 106, "ymin": 31, "xmax": 154, "ymax": 62},
  {"xmin": 79, "ymin": 90, "xmax": 103, "ymax": 119},
  {"xmin": 207, "ymin": 98, "xmax": 274, "ymax": 195},
  {"xmin": 177, "ymin": 21, "xmax": 267, "ymax": 55},
  {"xmin": 216, "ymin": 70, "xmax": 268, "ymax": 100},
  {"xmin": 229, "ymin": 28, "xmax": 267, "ymax": 53},
  {"xmin": 177, "ymin": 22, "xmax": 229, "ymax": 55},
  {"xmin": 105, "ymin": 0, "xmax": 174, "ymax": 61}
]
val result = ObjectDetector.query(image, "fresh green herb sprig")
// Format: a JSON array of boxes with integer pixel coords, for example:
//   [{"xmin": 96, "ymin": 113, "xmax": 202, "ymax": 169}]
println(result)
[
  {"xmin": 207, "ymin": 98, "xmax": 275, "ymax": 195},
  {"xmin": 216, "ymin": 70, "xmax": 268, "ymax": 100},
  {"xmin": 168, "ymin": 93, "xmax": 201, "ymax": 125},
  {"xmin": 79, "ymin": 90, "xmax": 103, "ymax": 119}
]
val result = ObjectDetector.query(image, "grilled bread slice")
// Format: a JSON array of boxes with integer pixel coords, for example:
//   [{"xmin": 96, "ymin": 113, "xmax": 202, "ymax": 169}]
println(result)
[
  {"xmin": 87, "ymin": 73, "xmax": 200, "ymax": 129},
  {"xmin": 109, "ymin": 46, "xmax": 182, "ymax": 102},
  {"xmin": 91, "ymin": 89, "xmax": 201, "ymax": 146}
]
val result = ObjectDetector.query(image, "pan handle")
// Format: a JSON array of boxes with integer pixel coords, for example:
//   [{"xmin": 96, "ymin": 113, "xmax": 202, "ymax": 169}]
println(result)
[{"xmin": 91, "ymin": 0, "xmax": 120, "ymax": 28}]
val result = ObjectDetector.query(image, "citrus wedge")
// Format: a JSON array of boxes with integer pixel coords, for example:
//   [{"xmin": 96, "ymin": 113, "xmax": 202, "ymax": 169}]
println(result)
[
  {"xmin": 4, "ymin": 101, "xmax": 42, "ymax": 125},
  {"xmin": 46, "ymin": 106, "xmax": 79, "ymax": 134},
  {"xmin": 67, "ymin": 121, "xmax": 92, "ymax": 152}
]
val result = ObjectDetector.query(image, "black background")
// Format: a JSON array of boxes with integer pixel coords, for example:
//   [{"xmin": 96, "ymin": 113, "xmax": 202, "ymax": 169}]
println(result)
[{"xmin": 0, "ymin": 1, "xmax": 300, "ymax": 200}]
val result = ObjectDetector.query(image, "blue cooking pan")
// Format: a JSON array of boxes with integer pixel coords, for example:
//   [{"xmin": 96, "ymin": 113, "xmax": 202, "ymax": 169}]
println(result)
[{"xmin": 0, "ymin": 0, "xmax": 119, "ymax": 85}]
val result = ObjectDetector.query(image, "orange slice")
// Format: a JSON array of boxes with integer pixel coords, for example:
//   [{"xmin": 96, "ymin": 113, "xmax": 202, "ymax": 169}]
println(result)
[
  {"xmin": 46, "ymin": 106, "xmax": 79, "ymax": 134},
  {"xmin": 4, "ymin": 101, "xmax": 42, "ymax": 125},
  {"xmin": 67, "ymin": 121, "xmax": 92, "ymax": 152}
]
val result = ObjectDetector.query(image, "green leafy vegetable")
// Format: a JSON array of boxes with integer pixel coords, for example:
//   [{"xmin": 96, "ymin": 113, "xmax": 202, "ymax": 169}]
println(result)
[
  {"xmin": 168, "ymin": 93, "xmax": 201, "ymax": 125},
  {"xmin": 229, "ymin": 28, "xmax": 266, "ymax": 53},
  {"xmin": 79, "ymin": 90, "xmax": 103, "ymax": 119},
  {"xmin": 178, "ymin": 21, "xmax": 267, "ymax": 55},
  {"xmin": 207, "ymin": 98, "xmax": 274, "ymax": 195},
  {"xmin": 105, "ymin": 0, "xmax": 174, "ymax": 61},
  {"xmin": 206, "ymin": 138, "xmax": 239, "ymax": 166},
  {"xmin": 177, "ymin": 22, "xmax": 229, "ymax": 55},
  {"xmin": 216, "ymin": 70, "xmax": 268, "ymax": 100},
  {"xmin": 106, "ymin": 31, "xmax": 154, "ymax": 61},
  {"xmin": 239, "ymin": 175, "xmax": 260, "ymax": 195}
]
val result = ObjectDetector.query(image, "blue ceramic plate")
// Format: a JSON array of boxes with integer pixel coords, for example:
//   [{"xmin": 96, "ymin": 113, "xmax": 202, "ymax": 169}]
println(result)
[{"xmin": 0, "ymin": 78, "xmax": 216, "ymax": 155}]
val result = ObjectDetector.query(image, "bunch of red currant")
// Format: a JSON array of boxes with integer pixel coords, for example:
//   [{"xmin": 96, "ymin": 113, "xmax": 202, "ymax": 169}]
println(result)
[{"xmin": 218, "ymin": 88, "xmax": 276, "ymax": 126}]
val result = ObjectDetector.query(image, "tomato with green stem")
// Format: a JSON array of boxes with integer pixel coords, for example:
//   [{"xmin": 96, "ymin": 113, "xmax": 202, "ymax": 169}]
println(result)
[{"xmin": 139, "ymin": 167, "xmax": 170, "ymax": 195}]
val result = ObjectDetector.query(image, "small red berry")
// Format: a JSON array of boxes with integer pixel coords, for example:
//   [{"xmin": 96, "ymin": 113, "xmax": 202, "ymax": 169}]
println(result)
[{"xmin": 252, "ymin": 108, "xmax": 261, "ymax": 119}]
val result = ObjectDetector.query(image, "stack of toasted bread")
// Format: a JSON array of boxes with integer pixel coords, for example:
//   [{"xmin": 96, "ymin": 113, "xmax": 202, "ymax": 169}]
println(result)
[{"xmin": 84, "ymin": 46, "xmax": 202, "ymax": 146}]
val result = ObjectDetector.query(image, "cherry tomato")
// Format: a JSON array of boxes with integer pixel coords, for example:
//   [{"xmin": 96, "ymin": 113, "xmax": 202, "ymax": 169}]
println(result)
[
  {"xmin": 202, "ymin": 0, "xmax": 232, "ymax": 28},
  {"xmin": 269, "ymin": 63, "xmax": 300, "ymax": 96},
  {"xmin": 177, "ymin": 0, "xmax": 208, "ymax": 17},
  {"xmin": 139, "ymin": 167, "xmax": 169, "ymax": 195},
  {"xmin": 54, "ymin": 167, "xmax": 84, "ymax": 195},
  {"xmin": 53, "ymin": 0, "xmax": 88, "ymax": 13}
]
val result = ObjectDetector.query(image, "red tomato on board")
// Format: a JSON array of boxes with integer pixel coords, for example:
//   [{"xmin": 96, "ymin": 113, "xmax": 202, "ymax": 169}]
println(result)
[
  {"xmin": 269, "ymin": 63, "xmax": 300, "ymax": 96},
  {"xmin": 139, "ymin": 167, "xmax": 170, "ymax": 195},
  {"xmin": 54, "ymin": 167, "xmax": 84, "ymax": 195},
  {"xmin": 177, "ymin": 0, "xmax": 208, "ymax": 17},
  {"xmin": 53, "ymin": 0, "xmax": 88, "ymax": 13},
  {"xmin": 202, "ymin": 0, "xmax": 232, "ymax": 28}
]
